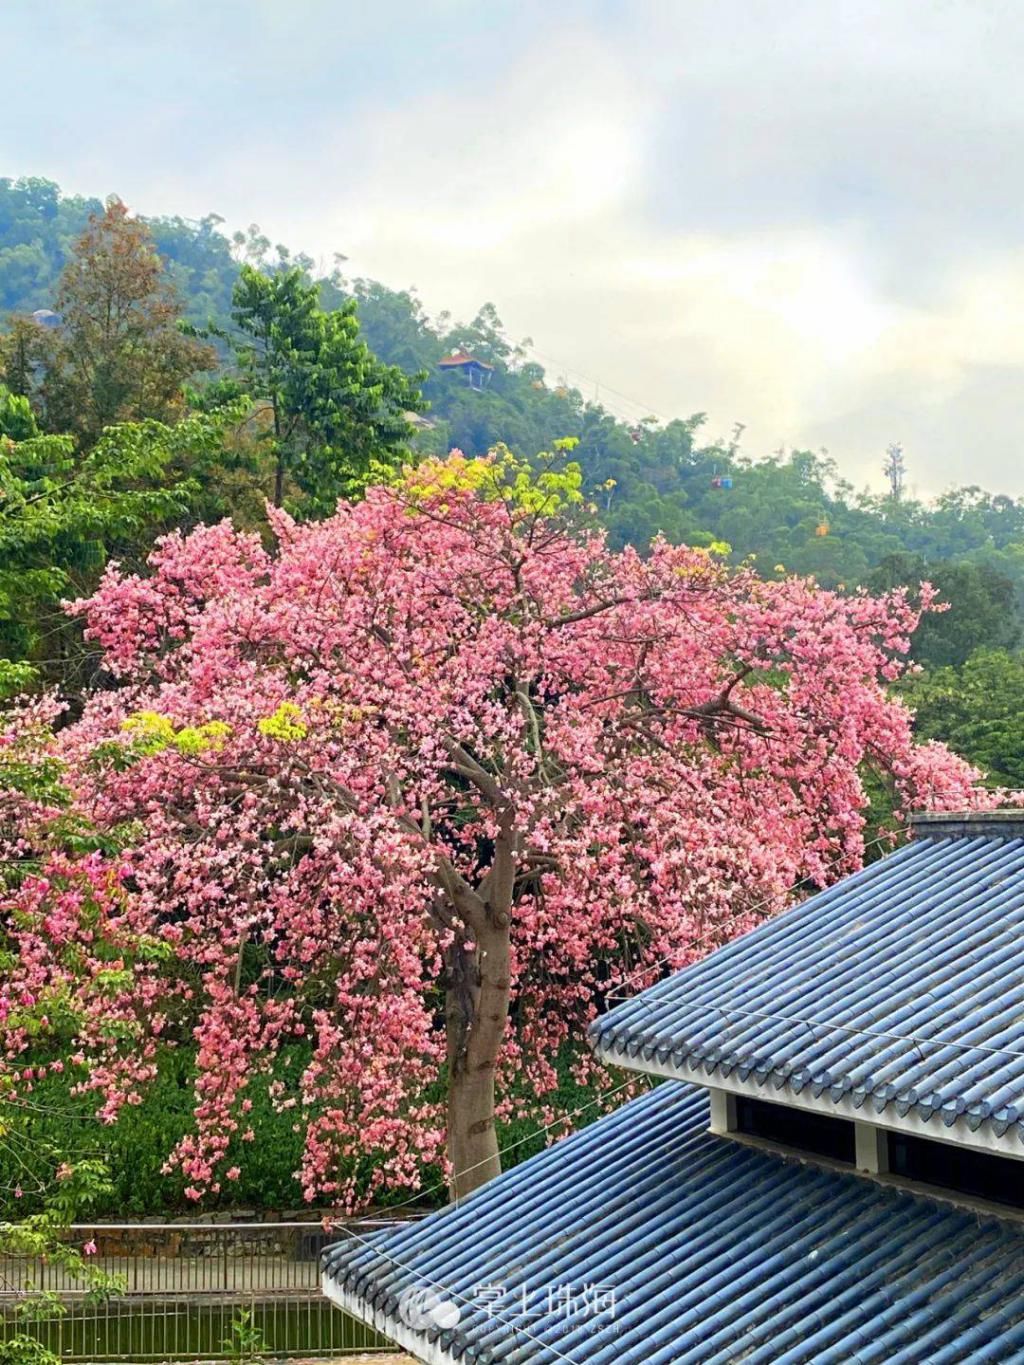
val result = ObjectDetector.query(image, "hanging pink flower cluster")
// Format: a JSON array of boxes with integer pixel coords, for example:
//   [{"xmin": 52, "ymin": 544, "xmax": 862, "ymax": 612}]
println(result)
[{"xmin": 2, "ymin": 456, "xmax": 998, "ymax": 1210}]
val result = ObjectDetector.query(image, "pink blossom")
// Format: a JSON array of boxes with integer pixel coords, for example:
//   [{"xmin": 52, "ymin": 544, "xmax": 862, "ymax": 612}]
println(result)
[{"xmin": 0, "ymin": 455, "xmax": 1005, "ymax": 1210}]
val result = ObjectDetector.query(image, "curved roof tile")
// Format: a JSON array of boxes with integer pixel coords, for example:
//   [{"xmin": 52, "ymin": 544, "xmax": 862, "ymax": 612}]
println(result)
[
  {"xmin": 323, "ymin": 1083, "xmax": 1024, "ymax": 1363},
  {"xmin": 590, "ymin": 831, "xmax": 1024, "ymax": 1146}
]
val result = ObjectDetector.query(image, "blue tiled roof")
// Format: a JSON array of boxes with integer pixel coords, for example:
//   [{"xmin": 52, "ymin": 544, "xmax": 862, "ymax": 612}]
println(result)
[
  {"xmin": 589, "ymin": 831, "xmax": 1024, "ymax": 1144},
  {"xmin": 323, "ymin": 1082, "xmax": 1024, "ymax": 1363}
]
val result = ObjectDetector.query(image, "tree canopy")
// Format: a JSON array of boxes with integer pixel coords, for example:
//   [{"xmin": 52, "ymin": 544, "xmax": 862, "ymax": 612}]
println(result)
[
  {"xmin": 226, "ymin": 265, "xmax": 423, "ymax": 511},
  {"xmin": 902, "ymin": 649, "xmax": 1024, "ymax": 788},
  {"xmin": 0, "ymin": 409, "xmax": 239, "ymax": 697},
  {"xmin": 0, "ymin": 452, "xmax": 989, "ymax": 1211},
  {"xmin": 7, "ymin": 177, "xmax": 1024, "ymax": 637}
]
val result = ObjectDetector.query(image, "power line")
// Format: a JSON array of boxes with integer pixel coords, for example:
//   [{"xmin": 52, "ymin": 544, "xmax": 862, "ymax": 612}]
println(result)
[
  {"xmin": 521, "ymin": 343, "xmax": 668, "ymax": 425},
  {"xmin": 611, "ymin": 987, "xmax": 1024, "ymax": 1072},
  {"xmin": 607, "ymin": 846, "xmax": 1024, "ymax": 1071},
  {"xmin": 347, "ymin": 834, "xmax": 909, "ymax": 1228},
  {"xmin": 699, "ymin": 1001, "xmax": 1024, "ymax": 1068},
  {"xmin": 348, "ymin": 1074, "xmax": 648, "ymax": 1228},
  {"xmin": 335, "ymin": 1219, "xmax": 592, "ymax": 1364},
  {"xmin": 605, "ymin": 826, "xmax": 910, "ymax": 1000},
  {"xmin": 352, "ymin": 832, "xmax": 910, "ymax": 1225}
]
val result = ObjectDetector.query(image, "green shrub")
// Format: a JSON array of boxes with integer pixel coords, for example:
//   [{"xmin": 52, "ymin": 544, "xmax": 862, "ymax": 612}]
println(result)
[{"xmin": 4, "ymin": 1043, "xmax": 604, "ymax": 1218}]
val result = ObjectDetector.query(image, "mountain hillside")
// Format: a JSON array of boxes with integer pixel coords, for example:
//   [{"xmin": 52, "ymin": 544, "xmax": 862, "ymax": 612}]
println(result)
[{"xmin": 5, "ymin": 175, "xmax": 1024, "ymax": 668}]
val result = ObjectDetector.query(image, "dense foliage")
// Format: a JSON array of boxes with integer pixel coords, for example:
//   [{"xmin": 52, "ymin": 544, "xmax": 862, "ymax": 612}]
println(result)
[
  {"xmin": 901, "ymin": 649, "xmax": 1024, "ymax": 788},
  {"xmin": 224, "ymin": 265, "xmax": 423, "ymax": 510},
  {"xmin": 0, "ymin": 410, "xmax": 241, "ymax": 697},
  {"xmin": 0, "ymin": 453, "xmax": 992, "ymax": 1214}
]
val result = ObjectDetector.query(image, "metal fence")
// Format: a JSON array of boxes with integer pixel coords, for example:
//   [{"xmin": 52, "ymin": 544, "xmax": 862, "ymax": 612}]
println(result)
[{"xmin": 0, "ymin": 1220, "xmax": 402, "ymax": 1362}]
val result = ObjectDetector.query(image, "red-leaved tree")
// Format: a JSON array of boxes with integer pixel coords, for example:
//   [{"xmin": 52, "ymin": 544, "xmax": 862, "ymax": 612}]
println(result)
[{"xmin": 3, "ymin": 453, "xmax": 993, "ymax": 1208}]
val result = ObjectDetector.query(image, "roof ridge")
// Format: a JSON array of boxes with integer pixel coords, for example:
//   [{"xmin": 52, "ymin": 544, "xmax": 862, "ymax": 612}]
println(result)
[{"xmin": 910, "ymin": 810, "xmax": 1024, "ymax": 840}]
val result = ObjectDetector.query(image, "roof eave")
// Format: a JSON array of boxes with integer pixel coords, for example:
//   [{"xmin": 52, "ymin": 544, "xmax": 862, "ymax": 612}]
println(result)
[
  {"xmin": 592, "ymin": 1042, "xmax": 1024, "ymax": 1161},
  {"xmin": 322, "ymin": 1272, "xmax": 457, "ymax": 1364}
]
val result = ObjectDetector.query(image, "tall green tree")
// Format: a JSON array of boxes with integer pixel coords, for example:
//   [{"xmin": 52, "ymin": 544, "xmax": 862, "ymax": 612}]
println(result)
[
  {"xmin": 19, "ymin": 201, "xmax": 215, "ymax": 443},
  {"xmin": 902, "ymin": 648, "xmax": 1024, "ymax": 787},
  {"xmin": 0, "ymin": 409, "xmax": 236, "ymax": 696},
  {"xmin": 228, "ymin": 265, "xmax": 424, "ymax": 511},
  {"xmin": 867, "ymin": 553, "xmax": 1019, "ymax": 668}
]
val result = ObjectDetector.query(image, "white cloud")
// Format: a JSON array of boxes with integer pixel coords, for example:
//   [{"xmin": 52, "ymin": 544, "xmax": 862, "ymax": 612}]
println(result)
[
  {"xmin": 9, "ymin": 0, "xmax": 1024, "ymax": 497},
  {"xmin": 267, "ymin": 14, "xmax": 1023, "ymax": 495}
]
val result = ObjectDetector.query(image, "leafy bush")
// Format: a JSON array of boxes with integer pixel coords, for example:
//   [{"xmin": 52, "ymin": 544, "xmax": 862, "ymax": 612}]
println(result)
[
  {"xmin": 2, "ymin": 1043, "xmax": 602, "ymax": 1218},
  {"xmin": 3, "ymin": 1047, "xmax": 309, "ymax": 1217}
]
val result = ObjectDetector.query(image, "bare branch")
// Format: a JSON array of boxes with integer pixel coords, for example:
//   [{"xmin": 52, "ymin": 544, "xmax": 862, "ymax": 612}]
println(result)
[{"xmin": 544, "ymin": 595, "xmax": 633, "ymax": 628}]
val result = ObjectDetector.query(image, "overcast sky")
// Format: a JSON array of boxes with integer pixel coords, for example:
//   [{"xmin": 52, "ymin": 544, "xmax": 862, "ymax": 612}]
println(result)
[{"xmin": 6, "ymin": 0, "xmax": 1024, "ymax": 496}]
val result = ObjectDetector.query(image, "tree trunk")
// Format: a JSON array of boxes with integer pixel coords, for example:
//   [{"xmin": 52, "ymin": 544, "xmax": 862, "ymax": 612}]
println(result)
[
  {"xmin": 445, "ymin": 845, "xmax": 513, "ymax": 1200},
  {"xmin": 272, "ymin": 393, "xmax": 284, "ymax": 507}
]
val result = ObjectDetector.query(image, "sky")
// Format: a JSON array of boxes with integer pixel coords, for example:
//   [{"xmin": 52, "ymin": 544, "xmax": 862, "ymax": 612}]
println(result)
[{"xmin": 5, "ymin": 0, "xmax": 1024, "ymax": 496}]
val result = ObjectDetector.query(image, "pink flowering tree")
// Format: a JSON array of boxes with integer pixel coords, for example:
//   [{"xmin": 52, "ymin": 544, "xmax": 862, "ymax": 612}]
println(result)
[
  {"xmin": 0, "ymin": 703, "xmax": 126, "ymax": 1358},
  {"xmin": 7, "ymin": 452, "xmax": 993, "ymax": 1208}
]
